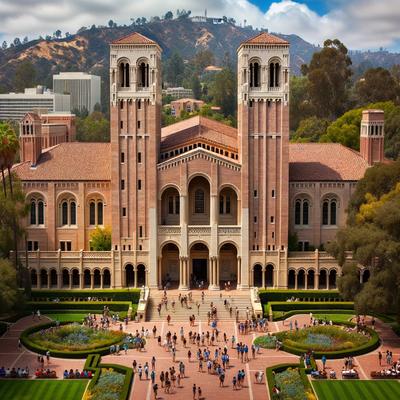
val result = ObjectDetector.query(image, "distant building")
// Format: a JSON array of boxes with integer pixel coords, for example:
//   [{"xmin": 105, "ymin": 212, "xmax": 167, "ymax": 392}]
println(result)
[
  {"xmin": 204, "ymin": 65, "xmax": 223, "ymax": 73},
  {"xmin": 0, "ymin": 86, "xmax": 70, "ymax": 121},
  {"xmin": 163, "ymin": 87, "xmax": 193, "ymax": 99},
  {"xmin": 53, "ymin": 72, "xmax": 101, "ymax": 113},
  {"xmin": 169, "ymin": 98, "xmax": 204, "ymax": 116}
]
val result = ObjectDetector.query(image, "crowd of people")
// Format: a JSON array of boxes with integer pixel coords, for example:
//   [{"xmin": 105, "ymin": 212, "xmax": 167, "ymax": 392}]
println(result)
[
  {"xmin": 0, "ymin": 366, "xmax": 29, "ymax": 378},
  {"xmin": 63, "ymin": 369, "xmax": 93, "ymax": 379}
]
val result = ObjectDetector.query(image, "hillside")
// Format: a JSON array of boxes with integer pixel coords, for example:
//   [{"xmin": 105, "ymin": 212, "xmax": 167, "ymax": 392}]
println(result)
[{"xmin": 1, "ymin": 18, "xmax": 399, "ymax": 95}]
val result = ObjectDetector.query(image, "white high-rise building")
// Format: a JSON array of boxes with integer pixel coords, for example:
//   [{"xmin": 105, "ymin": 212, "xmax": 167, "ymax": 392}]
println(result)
[
  {"xmin": 53, "ymin": 72, "xmax": 101, "ymax": 113},
  {"xmin": 0, "ymin": 86, "xmax": 70, "ymax": 121}
]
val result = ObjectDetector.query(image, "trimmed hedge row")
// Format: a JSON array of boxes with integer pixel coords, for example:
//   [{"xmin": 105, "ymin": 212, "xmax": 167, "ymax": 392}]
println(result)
[
  {"xmin": 259, "ymin": 290, "xmax": 341, "ymax": 304},
  {"xmin": 84, "ymin": 354, "xmax": 133, "ymax": 400},
  {"xmin": 272, "ymin": 309, "xmax": 355, "ymax": 322},
  {"xmin": 27, "ymin": 301, "xmax": 131, "ymax": 312},
  {"xmin": 31, "ymin": 289, "xmax": 140, "ymax": 303},
  {"xmin": 20, "ymin": 321, "xmax": 126, "ymax": 359},
  {"xmin": 277, "ymin": 322, "xmax": 381, "ymax": 359},
  {"xmin": 270, "ymin": 301, "xmax": 354, "ymax": 313},
  {"xmin": 266, "ymin": 362, "xmax": 316, "ymax": 400}
]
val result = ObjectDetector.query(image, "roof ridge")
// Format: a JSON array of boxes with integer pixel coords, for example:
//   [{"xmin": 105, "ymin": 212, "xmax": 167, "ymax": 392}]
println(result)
[
  {"xmin": 240, "ymin": 31, "xmax": 289, "ymax": 46},
  {"xmin": 111, "ymin": 31, "xmax": 157, "ymax": 45}
]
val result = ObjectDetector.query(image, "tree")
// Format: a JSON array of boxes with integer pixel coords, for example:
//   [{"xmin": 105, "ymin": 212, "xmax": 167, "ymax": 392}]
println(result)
[
  {"xmin": 165, "ymin": 52, "xmax": 184, "ymax": 87},
  {"xmin": 292, "ymin": 116, "xmax": 329, "ymax": 142},
  {"xmin": 90, "ymin": 226, "xmax": 111, "ymax": 251},
  {"xmin": 164, "ymin": 11, "xmax": 173, "ymax": 20},
  {"xmin": 13, "ymin": 37, "xmax": 21, "ymax": 47},
  {"xmin": 289, "ymin": 76, "xmax": 314, "ymax": 131},
  {"xmin": 76, "ymin": 111, "xmax": 110, "ymax": 142},
  {"xmin": 13, "ymin": 60, "xmax": 36, "ymax": 92},
  {"xmin": 302, "ymin": 39, "xmax": 352, "ymax": 119},
  {"xmin": 327, "ymin": 161, "xmax": 400, "ymax": 320},
  {"xmin": 0, "ymin": 259, "xmax": 20, "ymax": 314},
  {"xmin": 2, "ymin": 41, "xmax": 7, "ymax": 50},
  {"xmin": 108, "ymin": 19, "xmax": 114, "ymax": 28},
  {"xmin": 209, "ymin": 68, "xmax": 237, "ymax": 117},
  {"xmin": 191, "ymin": 74, "xmax": 201, "ymax": 99},
  {"xmin": 192, "ymin": 50, "xmax": 215, "ymax": 74},
  {"xmin": 22, "ymin": 36, "xmax": 28, "ymax": 44},
  {"xmin": 54, "ymin": 30, "xmax": 62, "ymax": 38},
  {"xmin": 45, "ymin": 35, "xmax": 52, "ymax": 41},
  {"xmin": 355, "ymin": 67, "xmax": 398, "ymax": 105}
]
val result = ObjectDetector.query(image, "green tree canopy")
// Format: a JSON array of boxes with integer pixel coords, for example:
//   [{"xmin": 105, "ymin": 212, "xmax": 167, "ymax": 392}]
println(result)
[
  {"xmin": 0, "ymin": 258, "xmax": 20, "ymax": 315},
  {"xmin": 289, "ymin": 75, "xmax": 314, "ymax": 131},
  {"xmin": 327, "ymin": 162, "xmax": 400, "ymax": 320},
  {"xmin": 90, "ymin": 226, "xmax": 112, "ymax": 251},
  {"xmin": 301, "ymin": 39, "xmax": 352, "ymax": 119},
  {"xmin": 13, "ymin": 60, "xmax": 36, "ymax": 92},
  {"xmin": 76, "ymin": 111, "xmax": 110, "ymax": 142},
  {"xmin": 355, "ymin": 67, "xmax": 398, "ymax": 105},
  {"xmin": 164, "ymin": 52, "xmax": 184, "ymax": 87},
  {"xmin": 291, "ymin": 116, "xmax": 329, "ymax": 142},
  {"xmin": 209, "ymin": 68, "xmax": 236, "ymax": 117}
]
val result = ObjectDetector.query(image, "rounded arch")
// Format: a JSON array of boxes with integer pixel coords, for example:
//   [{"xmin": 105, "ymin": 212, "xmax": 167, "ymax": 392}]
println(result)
[
  {"xmin": 287, "ymin": 269, "xmax": 296, "ymax": 289},
  {"xmin": 86, "ymin": 191, "xmax": 106, "ymax": 202},
  {"xmin": 190, "ymin": 242, "xmax": 210, "ymax": 288},
  {"xmin": 307, "ymin": 268, "xmax": 315, "ymax": 289},
  {"xmin": 71, "ymin": 268, "xmax": 80, "ymax": 287},
  {"xmin": 189, "ymin": 240, "xmax": 210, "ymax": 252},
  {"xmin": 253, "ymin": 263, "xmax": 263, "ymax": 287},
  {"xmin": 161, "ymin": 244, "xmax": 180, "ymax": 289},
  {"xmin": 188, "ymin": 172, "xmax": 212, "ymax": 186},
  {"xmin": 218, "ymin": 240, "xmax": 239, "ymax": 253},
  {"xmin": 160, "ymin": 240, "xmax": 182, "ymax": 254},
  {"xmin": 297, "ymin": 269, "xmax": 306, "ymax": 289},
  {"xmin": 62, "ymin": 268, "xmax": 69, "ymax": 287},
  {"xmin": 318, "ymin": 269, "xmax": 328, "ymax": 289},
  {"xmin": 136, "ymin": 57, "xmax": 149, "ymax": 66},
  {"xmin": 103, "ymin": 268, "xmax": 111, "ymax": 288},
  {"xmin": 124, "ymin": 263, "xmax": 135, "ymax": 288},
  {"xmin": 56, "ymin": 190, "xmax": 78, "ymax": 204},
  {"xmin": 219, "ymin": 242, "xmax": 238, "ymax": 288},
  {"xmin": 83, "ymin": 269, "xmax": 91, "ymax": 288},
  {"xmin": 117, "ymin": 56, "xmax": 131, "ymax": 65},
  {"xmin": 266, "ymin": 263, "xmax": 274, "ymax": 287},
  {"xmin": 160, "ymin": 186, "xmax": 180, "ymax": 225},
  {"xmin": 30, "ymin": 269, "xmax": 38, "ymax": 287},
  {"xmin": 218, "ymin": 183, "xmax": 240, "ymax": 198},
  {"xmin": 328, "ymin": 269, "xmax": 337, "ymax": 289},
  {"xmin": 268, "ymin": 56, "xmax": 283, "ymax": 65},
  {"xmin": 40, "ymin": 269, "xmax": 48, "ymax": 287},
  {"xmin": 26, "ymin": 190, "xmax": 48, "ymax": 204},
  {"xmin": 137, "ymin": 264, "xmax": 146, "ymax": 287},
  {"xmin": 159, "ymin": 184, "xmax": 181, "ymax": 200}
]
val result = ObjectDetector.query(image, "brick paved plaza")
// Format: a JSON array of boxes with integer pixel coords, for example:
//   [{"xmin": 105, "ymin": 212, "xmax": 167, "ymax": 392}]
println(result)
[{"xmin": 1, "ymin": 292, "xmax": 400, "ymax": 399}]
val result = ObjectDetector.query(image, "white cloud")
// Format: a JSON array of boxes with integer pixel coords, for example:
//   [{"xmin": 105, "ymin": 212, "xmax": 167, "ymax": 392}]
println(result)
[{"xmin": 0, "ymin": 0, "xmax": 399, "ymax": 50}]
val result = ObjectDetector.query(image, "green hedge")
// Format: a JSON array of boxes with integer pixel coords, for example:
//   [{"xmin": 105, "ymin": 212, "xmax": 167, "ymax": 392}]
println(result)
[
  {"xmin": 277, "ymin": 322, "xmax": 380, "ymax": 359},
  {"xmin": 266, "ymin": 362, "xmax": 316, "ymax": 400},
  {"xmin": 272, "ymin": 308, "xmax": 354, "ymax": 322},
  {"xmin": 0, "ymin": 322, "xmax": 8, "ymax": 336},
  {"xmin": 20, "ymin": 321, "xmax": 126, "ymax": 359},
  {"xmin": 31, "ymin": 289, "xmax": 140, "ymax": 303},
  {"xmin": 270, "ymin": 301, "xmax": 354, "ymax": 313},
  {"xmin": 84, "ymin": 354, "xmax": 133, "ymax": 400},
  {"xmin": 27, "ymin": 301, "xmax": 131, "ymax": 312},
  {"xmin": 259, "ymin": 290, "xmax": 342, "ymax": 304}
]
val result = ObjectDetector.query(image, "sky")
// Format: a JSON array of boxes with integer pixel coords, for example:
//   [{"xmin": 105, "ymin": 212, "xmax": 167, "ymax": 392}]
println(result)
[{"xmin": 1, "ymin": 0, "xmax": 400, "ymax": 51}]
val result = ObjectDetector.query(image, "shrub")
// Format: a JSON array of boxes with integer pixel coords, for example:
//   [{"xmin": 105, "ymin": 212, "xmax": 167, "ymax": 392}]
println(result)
[
  {"xmin": 86, "ymin": 368, "xmax": 125, "ymax": 400},
  {"xmin": 259, "ymin": 290, "xmax": 341, "ymax": 304},
  {"xmin": 27, "ymin": 301, "xmax": 131, "ymax": 312},
  {"xmin": 270, "ymin": 301, "xmax": 354, "ymax": 313}
]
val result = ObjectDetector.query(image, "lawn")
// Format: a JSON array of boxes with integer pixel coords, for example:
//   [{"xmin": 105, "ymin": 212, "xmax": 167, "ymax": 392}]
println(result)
[
  {"xmin": 0, "ymin": 380, "xmax": 88, "ymax": 400},
  {"xmin": 313, "ymin": 380, "xmax": 400, "ymax": 400},
  {"xmin": 45, "ymin": 313, "xmax": 88, "ymax": 322},
  {"xmin": 312, "ymin": 313, "xmax": 354, "ymax": 323}
]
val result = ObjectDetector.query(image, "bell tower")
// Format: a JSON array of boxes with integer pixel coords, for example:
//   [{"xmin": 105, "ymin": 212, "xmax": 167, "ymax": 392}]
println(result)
[
  {"xmin": 110, "ymin": 32, "xmax": 162, "ymax": 287},
  {"xmin": 238, "ymin": 32, "xmax": 290, "ymax": 287},
  {"xmin": 19, "ymin": 112, "xmax": 42, "ymax": 167},
  {"xmin": 360, "ymin": 109, "xmax": 385, "ymax": 165}
]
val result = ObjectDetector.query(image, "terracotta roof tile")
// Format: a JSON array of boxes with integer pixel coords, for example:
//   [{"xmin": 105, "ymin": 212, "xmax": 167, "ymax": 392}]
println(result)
[
  {"xmin": 241, "ymin": 32, "xmax": 289, "ymax": 46},
  {"xmin": 161, "ymin": 116, "xmax": 238, "ymax": 150},
  {"xmin": 13, "ymin": 142, "xmax": 111, "ymax": 181},
  {"xmin": 289, "ymin": 143, "xmax": 369, "ymax": 181},
  {"xmin": 112, "ymin": 32, "xmax": 157, "ymax": 45}
]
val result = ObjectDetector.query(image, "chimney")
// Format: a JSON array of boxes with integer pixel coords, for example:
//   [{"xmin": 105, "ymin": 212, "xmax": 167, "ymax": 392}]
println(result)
[
  {"xmin": 359, "ymin": 109, "xmax": 385, "ymax": 165},
  {"xmin": 19, "ymin": 113, "xmax": 42, "ymax": 167}
]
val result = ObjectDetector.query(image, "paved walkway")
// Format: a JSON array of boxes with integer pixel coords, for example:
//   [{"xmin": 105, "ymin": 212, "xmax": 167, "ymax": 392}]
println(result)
[{"xmin": 0, "ymin": 304, "xmax": 399, "ymax": 400}]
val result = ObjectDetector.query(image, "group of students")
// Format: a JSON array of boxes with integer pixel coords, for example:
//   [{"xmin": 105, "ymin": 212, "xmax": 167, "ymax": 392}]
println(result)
[
  {"xmin": 63, "ymin": 368, "xmax": 93, "ymax": 379},
  {"xmin": 0, "ymin": 366, "xmax": 29, "ymax": 378}
]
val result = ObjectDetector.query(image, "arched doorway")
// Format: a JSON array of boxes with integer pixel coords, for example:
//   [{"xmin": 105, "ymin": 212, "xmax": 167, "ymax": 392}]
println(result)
[
  {"xmin": 83, "ymin": 269, "xmax": 91, "ymax": 288},
  {"xmin": 253, "ymin": 264, "xmax": 263, "ymax": 287},
  {"xmin": 362, "ymin": 269, "xmax": 370, "ymax": 283},
  {"xmin": 161, "ymin": 244, "xmax": 180, "ymax": 289},
  {"xmin": 266, "ymin": 264, "xmax": 274, "ymax": 287},
  {"xmin": 137, "ymin": 264, "xmax": 146, "ymax": 287},
  {"xmin": 93, "ymin": 270, "xmax": 101, "ymax": 288},
  {"xmin": 62, "ymin": 269, "xmax": 69, "ymax": 287},
  {"xmin": 31, "ymin": 270, "xmax": 37, "ymax": 287},
  {"xmin": 219, "ymin": 243, "xmax": 237, "ymax": 288},
  {"xmin": 288, "ymin": 270, "xmax": 295, "ymax": 289},
  {"xmin": 40, "ymin": 269, "xmax": 48, "ymax": 287},
  {"xmin": 307, "ymin": 270, "xmax": 315, "ymax": 289},
  {"xmin": 72, "ymin": 269, "xmax": 80, "ymax": 287},
  {"xmin": 160, "ymin": 187, "xmax": 180, "ymax": 225},
  {"xmin": 188, "ymin": 176, "xmax": 210, "ymax": 225},
  {"xmin": 329, "ymin": 270, "xmax": 337, "ymax": 289},
  {"xmin": 218, "ymin": 187, "xmax": 238, "ymax": 225},
  {"xmin": 50, "ymin": 269, "xmax": 58, "ymax": 287},
  {"xmin": 297, "ymin": 270, "xmax": 305, "ymax": 289},
  {"xmin": 190, "ymin": 243, "xmax": 209, "ymax": 288},
  {"xmin": 125, "ymin": 264, "xmax": 134, "ymax": 287},
  {"xmin": 103, "ymin": 269, "xmax": 111, "ymax": 288},
  {"xmin": 319, "ymin": 270, "xmax": 327, "ymax": 289}
]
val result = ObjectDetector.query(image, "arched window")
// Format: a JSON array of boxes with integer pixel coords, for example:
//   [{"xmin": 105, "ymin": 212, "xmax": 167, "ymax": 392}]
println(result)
[
  {"xmin": 219, "ymin": 194, "xmax": 231, "ymax": 214},
  {"xmin": 59, "ymin": 197, "xmax": 77, "ymax": 227},
  {"xmin": 119, "ymin": 63, "xmax": 125, "ymax": 87},
  {"xmin": 125, "ymin": 63, "xmax": 130, "ymax": 87},
  {"xmin": 269, "ymin": 62, "xmax": 281, "ymax": 88},
  {"xmin": 88, "ymin": 198, "xmax": 105, "ymax": 226},
  {"xmin": 294, "ymin": 199, "xmax": 310, "ymax": 226},
  {"xmin": 249, "ymin": 61, "xmax": 261, "ymax": 88},
  {"xmin": 139, "ymin": 62, "xmax": 149, "ymax": 88},
  {"xmin": 194, "ymin": 189, "xmax": 205, "ymax": 214},
  {"xmin": 29, "ymin": 197, "xmax": 45, "ymax": 226},
  {"xmin": 322, "ymin": 198, "xmax": 338, "ymax": 226}
]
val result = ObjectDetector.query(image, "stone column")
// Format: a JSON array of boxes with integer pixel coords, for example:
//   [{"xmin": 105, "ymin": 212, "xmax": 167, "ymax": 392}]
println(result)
[
  {"xmin": 47, "ymin": 271, "xmax": 50, "ymax": 289},
  {"xmin": 237, "ymin": 256, "xmax": 241, "ymax": 287},
  {"xmin": 69, "ymin": 271, "xmax": 72, "ymax": 289},
  {"xmin": 262, "ymin": 266, "xmax": 266, "ymax": 289},
  {"xmin": 79, "ymin": 272, "xmax": 84, "ymax": 289},
  {"xmin": 90, "ymin": 272, "xmax": 94, "ymax": 289},
  {"xmin": 100, "ymin": 272, "xmax": 104, "ymax": 289},
  {"xmin": 305, "ymin": 272, "xmax": 308, "ymax": 290},
  {"xmin": 216, "ymin": 257, "xmax": 220, "ymax": 289},
  {"xmin": 294, "ymin": 271, "xmax": 298, "ymax": 290},
  {"xmin": 179, "ymin": 257, "xmax": 184, "ymax": 290},
  {"xmin": 57, "ymin": 273, "xmax": 62, "ymax": 289},
  {"xmin": 326, "ymin": 274, "xmax": 329, "ymax": 290},
  {"xmin": 359, "ymin": 269, "xmax": 363, "ymax": 284},
  {"xmin": 134, "ymin": 266, "xmax": 138, "ymax": 288},
  {"xmin": 157, "ymin": 256, "xmax": 162, "ymax": 289}
]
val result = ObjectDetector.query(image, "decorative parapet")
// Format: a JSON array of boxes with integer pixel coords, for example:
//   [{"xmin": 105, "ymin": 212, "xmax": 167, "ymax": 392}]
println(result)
[{"xmin": 218, "ymin": 226, "xmax": 241, "ymax": 236}]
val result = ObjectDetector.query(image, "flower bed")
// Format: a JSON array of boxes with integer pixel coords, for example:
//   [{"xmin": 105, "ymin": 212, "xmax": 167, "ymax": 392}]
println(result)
[
  {"xmin": 254, "ymin": 334, "xmax": 277, "ymax": 349},
  {"xmin": 85, "ymin": 368, "xmax": 125, "ymax": 400},
  {"xmin": 20, "ymin": 321, "xmax": 128, "ymax": 358}
]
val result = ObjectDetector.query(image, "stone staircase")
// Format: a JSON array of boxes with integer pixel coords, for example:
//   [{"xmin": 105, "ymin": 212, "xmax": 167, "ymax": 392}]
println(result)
[{"xmin": 146, "ymin": 290, "xmax": 253, "ymax": 321}]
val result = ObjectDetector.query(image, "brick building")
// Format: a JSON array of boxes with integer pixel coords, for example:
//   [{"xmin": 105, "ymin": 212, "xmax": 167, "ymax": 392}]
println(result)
[{"xmin": 13, "ymin": 32, "xmax": 383, "ymax": 291}]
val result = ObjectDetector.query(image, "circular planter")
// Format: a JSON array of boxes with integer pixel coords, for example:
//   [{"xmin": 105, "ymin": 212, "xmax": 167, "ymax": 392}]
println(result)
[
  {"xmin": 255, "ymin": 322, "xmax": 380, "ymax": 359},
  {"xmin": 20, "ymin": 321, "xmax": 127, "ymax": 359}
]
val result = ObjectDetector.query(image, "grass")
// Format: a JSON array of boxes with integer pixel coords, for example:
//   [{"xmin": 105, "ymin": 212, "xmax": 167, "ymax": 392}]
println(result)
[
  {"xmin": 45, "ymin": 313, "xmax": 88, "ymax": 322},
  {"xmin": 312, "ymin": 313, "xmax": 355, "ymax": 323},
  {"xmin": 0, "ymin": 380, "xmax": 88, "ymax": 400},
  {"xmin": 313, "ymin": 380, "xmax": 400, "ymax": 400}
]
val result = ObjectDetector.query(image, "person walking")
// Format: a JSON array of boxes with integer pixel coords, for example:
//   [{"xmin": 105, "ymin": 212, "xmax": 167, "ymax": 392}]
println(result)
[
  {"xmin": 321, "ymin": 355, "xmax": 327, "ymax": 370},
  {"xmin": 378, "ymin": 351, "xmax": 382, "ymax": 366},
  {"xmin": 151, "ymin": 356, "xmax": 156, "ymax": 371},
  {"xmin": 153, "ymin": 383, "xmax": 158, "ymax": 399},
  {"xmin": 151, "ymin": 369, "xmax": 156, "ymax": 384},
  {"xmin": 198, "ymin": 386, "xmax": 202, "ymax": 400},
  {"xmin": 167, "ymin": 315, "xmax": 171, "ymax": 325},
  {"xmin": 193, "ymin": 384, "xmax": 197, "ymax": 400}
]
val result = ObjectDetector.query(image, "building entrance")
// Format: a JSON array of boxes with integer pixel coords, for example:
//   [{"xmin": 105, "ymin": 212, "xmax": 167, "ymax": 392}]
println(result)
[{"xmin": 192, "ymin": 259, "xmax": 208, "ymax": 288}]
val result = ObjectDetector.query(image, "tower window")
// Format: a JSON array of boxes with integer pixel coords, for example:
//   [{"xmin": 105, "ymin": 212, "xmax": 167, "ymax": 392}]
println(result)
[
  {"xmin": 119, "ymin": 62, "xmax": 130, "ymax": 88},
  {"xmin": 122, "ymin": 207, "xmax": 126, "ymax": 217},
  {"xmin": 120, "ymin": 121, "xmax": 123, "ymax": 129},
  {"xmin": 269, "ymin": 62, "xmax": 281, "ymax": 88},
  {"xmin": 139, "ymin": 62, "xmax": 149, "ymax": 88},
  {"xmin": 138, "ymin": 180, "xmax": 142, "ymax": 190},
  {"xmin": 121, "ymin": 179, "xmax": 125, "ymax": 190},
  {"xmin": 138, "ymin": 152, "xmax": 142, "ymax": 163},
  {"xmin": 121, "ymin": 152, "xmax": 125, "ymax": 163},
  {"xmin": 137, "ymin": 121, "xmax": 141, "ymax": 129},
  {"xmin": 271, "ymin": 189, "xmax": 275, "ymax": 198},
  {"xmin": 254, "ymin": 190, "xmax": 258, "ymax": 198},
  {"xmin": 120, "ymin": 101, "xmax": 124, "ymax": 109},
  {"xmin": 249, "ymin": 61, "xmax": 260, "ymax": 88},
  {"xmin": 139, "ymin": 226, "xmax": 143, "ymax": 237},
  {"xmin": 295, "ymin": 199, "xmax": 310, "ymax": 226}
]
